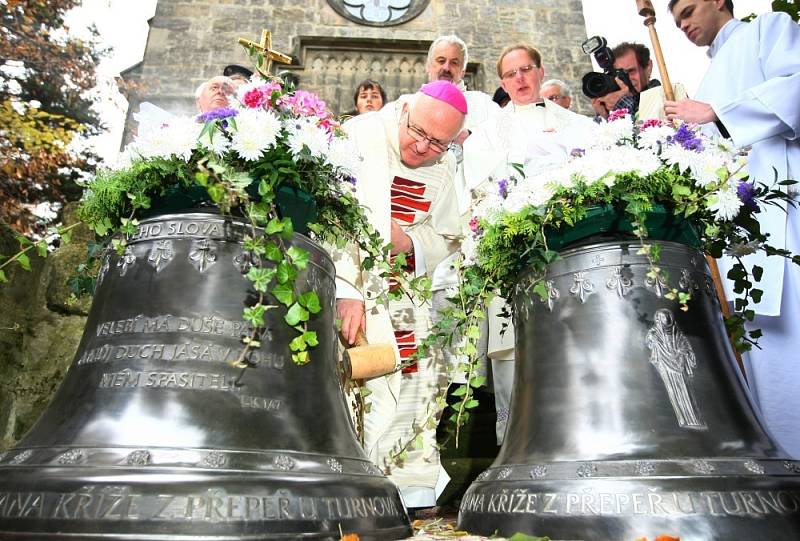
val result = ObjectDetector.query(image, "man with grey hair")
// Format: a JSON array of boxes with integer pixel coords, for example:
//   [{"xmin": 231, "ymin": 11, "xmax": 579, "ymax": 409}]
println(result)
[
  {"xmin": 194, "ymin": 76, "xmax": 235, "ymax": 113},
  {"xmin": 540, "ymin": 78, "xmax": 573, "ymax": 110},
  {"xmin": 424, "ymin": 35, "xmax": 499, "ymax": 147}
]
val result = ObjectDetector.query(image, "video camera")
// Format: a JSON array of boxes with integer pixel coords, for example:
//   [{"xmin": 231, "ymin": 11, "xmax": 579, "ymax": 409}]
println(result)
[{"xmin": 580, "ymin": 36, "xmax": 637, "ymax": 99}]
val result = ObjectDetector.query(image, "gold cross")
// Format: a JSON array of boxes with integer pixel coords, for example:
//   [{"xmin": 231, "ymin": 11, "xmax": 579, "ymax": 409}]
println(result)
[{"xmin": 238, "ymin": 30, "xmax": 292, "ymax": 77}]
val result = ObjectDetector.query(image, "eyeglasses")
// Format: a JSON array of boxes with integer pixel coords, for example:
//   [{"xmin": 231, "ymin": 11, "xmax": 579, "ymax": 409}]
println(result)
[
  {"xmin": 500, "ymin": 63, "xmax": 538, "ymax": 80},
  {"xmin": 546, "ymin": 95, "xmax": 566, "ymax": 101},
  {"xmin": 405, "ymin": 112, "xmax": 451, "ymax": 153}
]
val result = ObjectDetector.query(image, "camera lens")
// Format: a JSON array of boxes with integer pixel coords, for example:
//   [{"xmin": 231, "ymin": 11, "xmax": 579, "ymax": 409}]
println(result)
[{"xmin": 582, "ymin": 72, "xmax": 621, "ymax": 99}]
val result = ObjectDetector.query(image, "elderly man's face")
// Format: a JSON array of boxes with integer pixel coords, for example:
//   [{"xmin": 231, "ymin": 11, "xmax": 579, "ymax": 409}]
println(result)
[
  {"xmin": 499, "ymin": 49, "xmax": 545, "ymax": 106},
  {"xmin": 196, "ymin": 78, "xmax": 234, "ymax": 112},
  {"xmin": 613, "ymin": 50, "xmax": 652, "ymax": 93},
  {"xmin": 398, "ymin": 96, "xmax": 464, "ymax": 168},
  {"xmin": 426, "ymin": 42, "xmax": 466, "ymax": 85},
  {"xmin": 541, "ymin": 84, "xmax": 571, "ymax": 109}
]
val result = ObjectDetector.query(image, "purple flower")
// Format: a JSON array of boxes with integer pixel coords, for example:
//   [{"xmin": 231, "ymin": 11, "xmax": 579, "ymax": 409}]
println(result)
[
  {"xmin": 345, "ymin": 176, "xmax": 357, "ymax": 185},
  {"xmin": 570, "ymin": 148, "xmax": 586, "ymax": 158},
  {"xmin": 196, "ymin": 107, "xmax": 239, "ymax": 124},
  {"xmin": 668, "ymin": 123, "xmax": 704, "ymax": 152},
  {"xmin": 498, "ymin": 178, "xmax": 509, "ymax": 199},
  {"xmin": 737, "ymin": 181, "xmax": 759, "ymax": 211}
]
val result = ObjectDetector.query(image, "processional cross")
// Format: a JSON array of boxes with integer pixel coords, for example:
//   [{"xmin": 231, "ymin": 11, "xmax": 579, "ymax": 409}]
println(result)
[{"xmin": 238, "ymin": 29, "xmax": 292, "ymax": 77}]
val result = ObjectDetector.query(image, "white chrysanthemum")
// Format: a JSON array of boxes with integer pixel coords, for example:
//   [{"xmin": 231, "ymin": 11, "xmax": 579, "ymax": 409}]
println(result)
[
  {"xmin": 638, "ymin": 125, "xmax": 675, "ymax": 151},
  {"xmin": 607, "ymin": 146, "xmax": 661, "ymax": 182},
  {"xmin": 132, "ymin": 116, "xmax": 200, "ymax": 161},
  {"xmin": 707, "ymin": 185, "xmax": 743, "ymax": 221},
  {"xmin": 567, "ymin": 149, "xmax": 612, "ymax": 186},
  {"xmin": 230, "ymin": 109, "xmax": 281, "ymax": 161},
  {"xmin": 522, "ymin": 178, "xmax": 556, "ymax": 207},
  {"xmin": 286, "ymin": 118, "xmax": 329, "ymax": 159},
  {"xmin": 198, "ymin": 129, "xmax": 231, "ymax": 155},
  {"xmin": 690, "ymin": 151, "xmax": 729, "ymax": 187},
  {"xmin": 661, "ymin": 144, "xmax": 701, "ymax": 173},
  {"xmin": 593, "ymin": 117, "xmax": 634, "ymax": 149},
  {"xmin": 327, "ymin": 135, "xmax": 360, "ymax": 174}
]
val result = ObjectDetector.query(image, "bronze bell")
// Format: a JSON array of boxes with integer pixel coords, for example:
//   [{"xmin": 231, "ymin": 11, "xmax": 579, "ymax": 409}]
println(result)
[
  {"xmin": 0, "ymin": 211, "xmax": 411, "ymax": 540},
  {"xmin": 459, "ymin": 241, "xmax": 800, "ymax": 539}
]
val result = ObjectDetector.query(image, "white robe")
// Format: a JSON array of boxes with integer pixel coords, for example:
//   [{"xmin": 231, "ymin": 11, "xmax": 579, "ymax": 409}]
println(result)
[
  {"xmin": 338, "ymin": 102, "xmax": 461, "ymax": 507},
  {"xmin": 695, "ymin": 13, "xmax": 800, "ymax": 457},
  {"xmin": 462, "ymin": 100, "xmax": 594, "ymax": 443}
]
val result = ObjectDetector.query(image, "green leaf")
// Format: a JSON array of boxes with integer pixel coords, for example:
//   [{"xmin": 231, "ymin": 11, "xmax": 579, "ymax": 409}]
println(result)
[
  {"xmin": 16, "ymin": 253, "xmax": 31, "ymax": 271},
  {"xmin": 243, "ymin": 304, "xmax": 267, "ymax": 327},
  {"xmin": 280, "ymin": 217, "xmax": 294, "ymax": 240},
  {"xmin": 36, "ymin": 240, "xmax": 48, "ymax": 257},
  {"xmin": 265, "ymin": 218, "xmax": 284, "ymax": 235},
  {"xmin": 207, "ymin": 183, "xmax": 225, "ymax": 203},
  {"xmin": 289, "ymin": 334, "xmax": 308, "ymax": 352},
  {"xmin": 287, "ymin": 246, "xmax": 310, "ymax": 269},
  {"xmin": 271, "ymin": 283, "xmax": 294, "ymax": 306},
  {"xmin": 464, "ymin": 399, "xmax": 480, "ymax": 409},
  {"xmin": 752, "ymin": 265, "xmax": 764, "ymax": 282},
  {"xmin": 276, "ymin": 261, "xmax": 298, "ymax": 284},
  {"xmin": 0, "ymin": 269, "xmax": 6, "ymax": 283},
  {"xmin": 284, "ymin": 302, "xmax": 310, "ymax": 326},
  {"xmin": 246, "ymin": 267, "xmax": 277, "ymax": 293},
  {"xmin": 469, "ymin": 375, "xmax": 486, "ymax": 388},
  {"xmin": 451, "ymin": 385, "xmax": 468, "ymax": 397},
  {"xmin": 264, "ymin": 241, "xmax": 283, "ymax": 262},
  {"xmin": 298, "ymin": 291, "xmax": 321, "ymax": 313},
  {"xmin": 292, "ymin": 350, "xmax": 310, "ymax": 365},
  {"xmin": 302, "ymin": 331, "xmax": 318, "ymax": 347},
  {"xmin": 462, "ymin": 325, "xmax": 479, "ymax": 340}
]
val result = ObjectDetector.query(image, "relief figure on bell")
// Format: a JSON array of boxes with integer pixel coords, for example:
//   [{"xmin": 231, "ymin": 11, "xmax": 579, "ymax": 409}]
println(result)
[{"xmin": 646, "ymin": 308, "xmax": 706, "ymax": 429}]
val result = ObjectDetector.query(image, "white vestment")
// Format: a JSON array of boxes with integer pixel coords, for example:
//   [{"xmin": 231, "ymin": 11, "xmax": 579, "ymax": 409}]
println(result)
[
  {"xmin": 462, "ymin": 100, "xmax": 594, "ymax": 443},
  {"xmin": 338, "ymin": 101, "xmax": 461, "ymax": 506},
  {"xmin": 695, "ymin": 13, "xmax": 800, "ymax": 457}
]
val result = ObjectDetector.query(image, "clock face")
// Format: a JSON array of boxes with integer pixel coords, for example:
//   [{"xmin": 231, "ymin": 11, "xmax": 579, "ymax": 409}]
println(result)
[{"xmin": 327, "ymin": 0, "xmax": 429, "ymax": 26}]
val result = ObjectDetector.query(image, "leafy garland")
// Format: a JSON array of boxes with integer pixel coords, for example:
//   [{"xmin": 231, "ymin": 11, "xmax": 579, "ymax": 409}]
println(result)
[
  {"xmin": 414, "ymin": 113, "xmax": 799, "ymax": 446},
  {"xmin": 3, "ymin": 75, "xmax": 424, "ymax": 378}
]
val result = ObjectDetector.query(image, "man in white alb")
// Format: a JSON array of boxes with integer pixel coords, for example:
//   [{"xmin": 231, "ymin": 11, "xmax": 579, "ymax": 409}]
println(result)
[
  {"xmin": 464, "ymin": 44, "xmax": 593, "ymax": 443},
  {"xmin": 665, "ymin": 0, "xmax": 800, "ymax": 457}
]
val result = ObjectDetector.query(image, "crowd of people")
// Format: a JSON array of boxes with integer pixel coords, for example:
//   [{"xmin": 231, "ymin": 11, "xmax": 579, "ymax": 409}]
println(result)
[{"xmin": 182, "ymin": 0, "xmax": 798, "ymax": 512}]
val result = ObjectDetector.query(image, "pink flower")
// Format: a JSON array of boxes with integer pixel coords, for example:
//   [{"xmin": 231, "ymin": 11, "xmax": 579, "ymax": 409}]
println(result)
[
  {"xmin": 640, "ymin": 118, "xmax": 662, "ymax": 130},
  {"xmin": 280, "ymin": 90, "xmax": 330, "ymax": 120},
  {"xmin": 243, "ymin": 88, "xmax": 266, "ymax": 109},
  {"xmin": 469, "ymin": 216, "xmax": 481, "ymax": 234},
  {"xmin": 607, "ymin": 108, "xmax": 630, "ymax": 122}
]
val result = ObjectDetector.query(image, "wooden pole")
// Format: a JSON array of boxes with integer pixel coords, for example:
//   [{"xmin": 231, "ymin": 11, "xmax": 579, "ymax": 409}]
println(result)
[
  {"xmin": 636, "ymin": 0, "xmax": 676, "ymax": 100},
  {"xmin": 634, "ymin": 0, "xmax": 748, "ymax": 382}
]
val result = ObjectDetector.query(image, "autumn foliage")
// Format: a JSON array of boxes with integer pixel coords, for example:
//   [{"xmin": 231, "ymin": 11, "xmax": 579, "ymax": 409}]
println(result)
[{"xmin": 0, "ymin": 0, "xmax": 104, "ymax": 235}]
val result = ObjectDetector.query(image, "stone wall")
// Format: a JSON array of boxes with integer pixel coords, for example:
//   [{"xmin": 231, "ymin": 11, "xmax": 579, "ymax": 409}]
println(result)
[
  {"xmin": 0, "ymin": 209, "xmax": 91, "ymax": 449},
  {"xmin": 122, "ymin": 0, "xmax": 593, "ymax": 140}
]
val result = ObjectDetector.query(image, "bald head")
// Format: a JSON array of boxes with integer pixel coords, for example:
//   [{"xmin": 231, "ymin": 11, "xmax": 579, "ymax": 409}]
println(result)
[{"xmin": 398, "ymin": 92, "xmax": 465, "ymax": 168}]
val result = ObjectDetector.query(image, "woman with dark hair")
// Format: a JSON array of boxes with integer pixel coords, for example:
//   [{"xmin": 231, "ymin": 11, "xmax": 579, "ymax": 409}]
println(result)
[{"xmin": 353, "ymin": 79, "xmax": 387, "ymax": 114}]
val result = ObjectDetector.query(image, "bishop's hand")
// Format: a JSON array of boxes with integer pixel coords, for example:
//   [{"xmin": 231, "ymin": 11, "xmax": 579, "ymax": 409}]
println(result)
[
  {"xmin": 337, "ymin": 298, "xmax": 366, "ymax": 346},
  {"xmin": 390, "ymin": 219, "xmax": 412, "ymax": 256}
]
